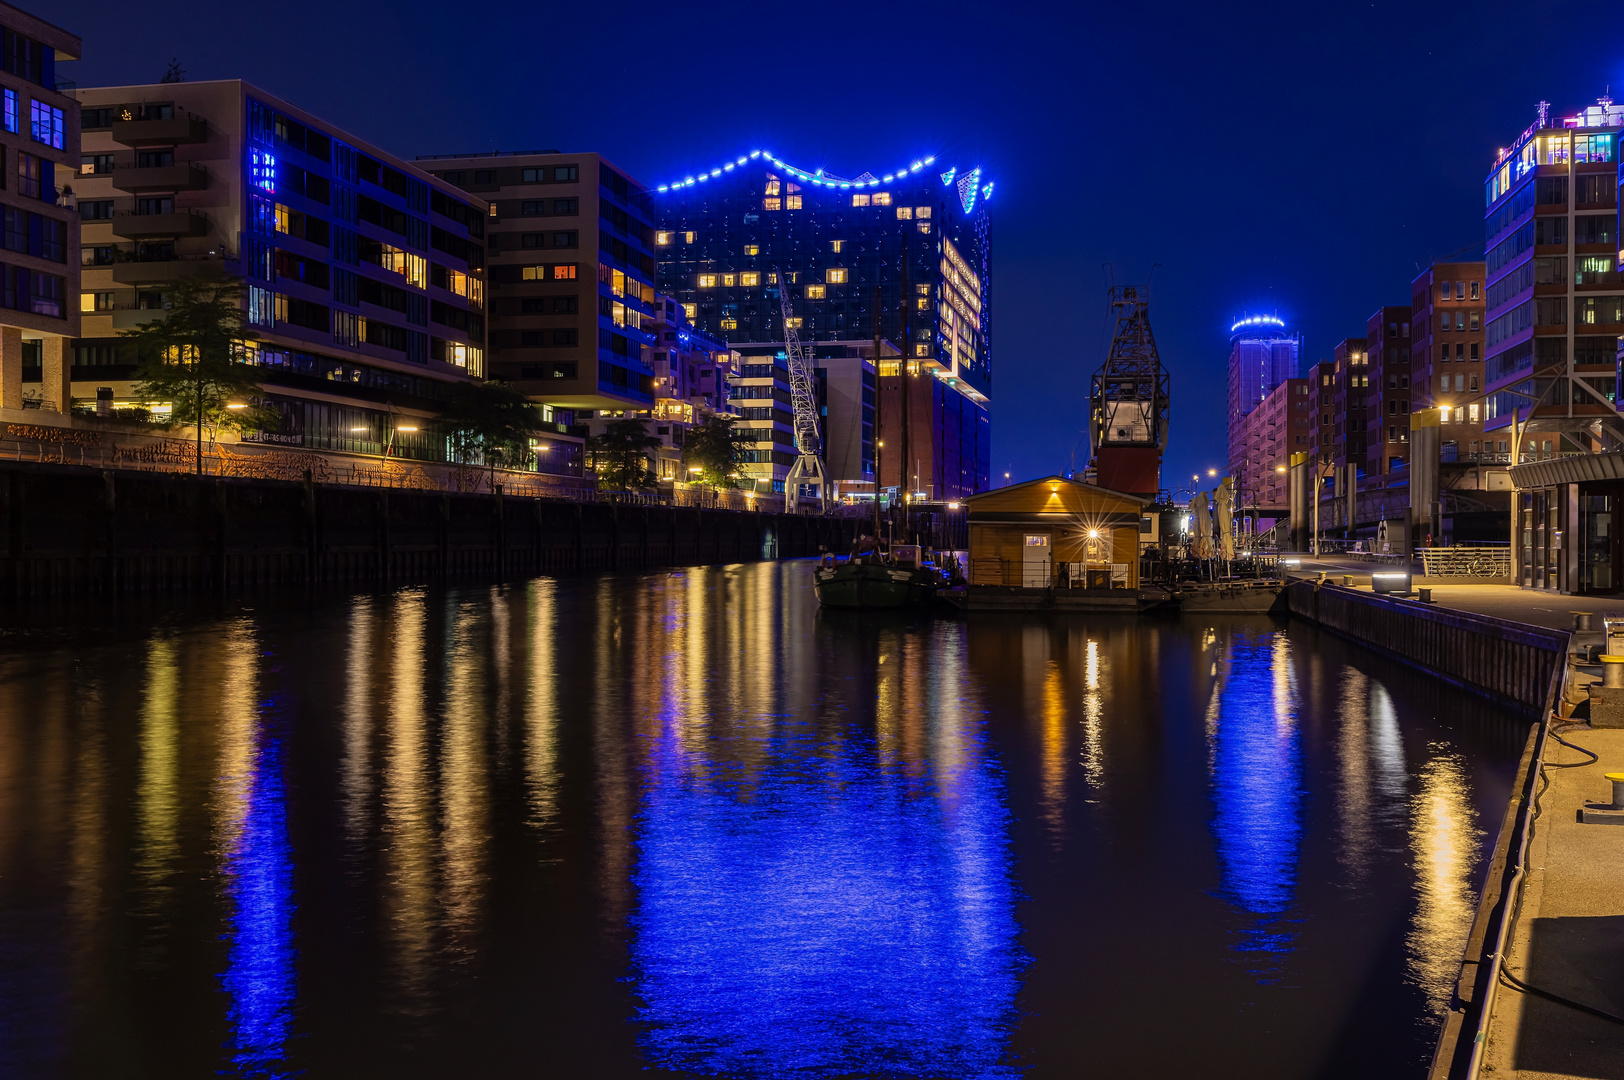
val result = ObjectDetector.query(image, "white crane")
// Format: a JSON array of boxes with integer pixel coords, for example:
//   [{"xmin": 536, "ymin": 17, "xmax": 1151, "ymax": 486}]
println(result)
[{"xmin": 778, "ymin": 277, "xmax": 827, "ymax": 512}]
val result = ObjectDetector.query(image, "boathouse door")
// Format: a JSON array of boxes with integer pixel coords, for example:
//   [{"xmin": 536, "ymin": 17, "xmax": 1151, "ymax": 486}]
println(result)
[{"xmin": 1022, "ymin": 534, "xmax": 1051, "ymax": 587}]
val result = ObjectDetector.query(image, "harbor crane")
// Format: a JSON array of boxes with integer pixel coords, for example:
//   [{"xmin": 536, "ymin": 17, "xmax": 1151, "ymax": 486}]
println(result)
[{"xmin": 778, "ymin": 277, "xmax": 828, "ymax": 512}]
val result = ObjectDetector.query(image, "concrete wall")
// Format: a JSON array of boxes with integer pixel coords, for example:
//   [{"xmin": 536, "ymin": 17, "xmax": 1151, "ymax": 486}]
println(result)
[{"xmin": 0, "ymin": 460, "xmax": 856, "ymax": 596}]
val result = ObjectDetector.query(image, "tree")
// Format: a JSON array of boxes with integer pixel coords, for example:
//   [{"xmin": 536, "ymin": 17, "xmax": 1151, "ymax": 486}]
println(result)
[
  {"xmin": 439, "ymin": 379, "xmax": 542, "ymax": 474},
  {"xmin": 121, "ymin": 269, "xmax": 277, "ymax": 474},
  {"xmin": 586, "ymin": 418, "xmax": 661, "ymax": 491},
  {"xmin": 681, "ymin": 415, "xmax": 753, "ymax": 488}
]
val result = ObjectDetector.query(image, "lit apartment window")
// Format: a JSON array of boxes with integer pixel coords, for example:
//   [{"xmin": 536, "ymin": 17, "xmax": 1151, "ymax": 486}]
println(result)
[
  {"xmin": 683, "ymin": 231, "xmax": 695, "ymax": 243},
  {"xmin": 918, "ymin": 222, "xmax": 931, "ymax": 234},
  {"xmin": 872, "ymin": 192, "xmax": 891, "ymax": 205},
  {"xmin": 721, "ymin": 274, "xmax": 736, "ymax": 287},
  {"xmin": 488, "ymin": 203, "xmax": 498, "ymax": 218},
  {"xmin": 805, "ymin": 284, "xmax": 826, "ymax": 299},
  {"xmin": 765, "ymin": 180, "xmax": 780, "ymax": 196},
  {"xmin": 851, "ymin": 194, "xmax": 870, "ymax": 207},
  {"xmin": 1468, "ymin": 404, "xmax": 1479, "ymax": 423},
  {"xmin": 698, "ymin": 274, "xmax": 717, "ymax": 288},
  {"xmin": 275, "ymin": 204, "xmax": 291, "ymax": 233},
  {"xmin": 656, "ymin": 231, "xmax": 672, "ymax": 245},
  {"xmin": 896, "ymin": 206, "xmax": 913, "ymax": 220},
  {"xmin": 744, "ymin": 245, "xmax": 759, "ymax": 256},
  {"xmin": 917, "ymin": 297, "xmax": 929, "ymax": 310},
  {"xmin": 785, "ymin": 195, "xmax": 802, "ymax": 210},
  {"xmin": 914, "ymin": 344, "xmax": 929, "ymax": 357},
  {"xmin": 683, "ymin": 303, "xmax": 697, "ymax": 319},
  {"xmin": 739, "ymin": 272, "xmax": 759, "ymax": 286},
  {"xmin": 763, "ymin": 198, "xmax": 782, "ymax": 211},
  {"xmin": 786, "ymin": 317, "xmax": 803, "ymax": 329},
  {"xmin": 720, "ymin": 317, "xmax": 738, "ymax": 330},
  {"xmin": 825, "ymin": 269, "xmax": 847, "ymax": 284},
  {"xmin": 916, "ymin": 206, "xmax": 931, "ymax": 219},
  {"xmin": 830, "ymin": 240, "xmax": 843, "ymax": 253}
]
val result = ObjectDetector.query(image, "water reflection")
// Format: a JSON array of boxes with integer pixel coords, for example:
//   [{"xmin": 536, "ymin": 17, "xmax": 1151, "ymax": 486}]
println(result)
[
  {"xmin": 213, "ymin": 621, "xmax": 296, "ymax": 1077},
  {"xmin": 1206, "ymin": 630, "xmax": 1305, "ymax": 963},
  {"xmin": 1408, "ymin": 750, "xmax": 1481, "ymax": 1012},
  {"xmin": 630, "ymin": 616, "xmax": 1021, "ymax": 1079}
]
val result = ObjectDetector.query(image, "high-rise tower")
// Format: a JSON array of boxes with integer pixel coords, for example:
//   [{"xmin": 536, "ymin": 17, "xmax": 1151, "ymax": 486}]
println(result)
[{"xmin": 1226, "ymin": 315, "xmax": 1301, "ymax": 478}]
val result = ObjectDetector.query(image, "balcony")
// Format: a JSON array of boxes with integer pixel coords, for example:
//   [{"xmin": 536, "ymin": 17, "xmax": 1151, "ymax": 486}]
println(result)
[
  {"xmin": 111, "ymin": 162, "xmax": 208, "ymax": 193},
  {"xmin": 110, "ymin": 115, "xmax": 208, "ymax": 147},
  {"xmin": 111, "ymin": 209, "xmax": 210, "ymax": 239},
  {"xmin": 111, "ymin": 307, "xmax": 166, "ymax": 330},
  {"xmin": 111, "ymin": 256, "xmax": 224, "ymax": 285}
]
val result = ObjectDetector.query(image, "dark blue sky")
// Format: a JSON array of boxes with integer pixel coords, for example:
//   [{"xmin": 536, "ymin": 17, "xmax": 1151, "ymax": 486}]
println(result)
[{"xmin": 50, "ymin": 0, "xmax": 1624, "ymax": 489}]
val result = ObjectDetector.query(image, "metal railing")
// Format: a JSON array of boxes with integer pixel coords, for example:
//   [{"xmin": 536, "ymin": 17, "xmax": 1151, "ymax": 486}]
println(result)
[{"xmin": 1418, "ymin": 545, "xmax": 1513, "ymax": 578}]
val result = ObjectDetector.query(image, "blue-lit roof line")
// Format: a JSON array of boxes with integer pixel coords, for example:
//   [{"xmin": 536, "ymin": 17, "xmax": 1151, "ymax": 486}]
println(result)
[
  {"xmin": 655, "ymin": 150, "xmax": 966, "ymax": 194},
  {"xmin": 1230, "ymin": 315, "xmax": 1288, "ymax": 334}
]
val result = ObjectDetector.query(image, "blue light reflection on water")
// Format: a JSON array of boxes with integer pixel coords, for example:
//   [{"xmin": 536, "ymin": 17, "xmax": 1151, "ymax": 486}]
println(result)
[
  {"xmin": 1207, "ymin": 632, "xmax": 1306, "ymax": 963},
  {"xmin": 220, "ymin": 728, "xmax": 297, "ymax": 1078},
  {"xmin": 629, "ymin": 707, "xmax": 1022, "ymax": 1077}
]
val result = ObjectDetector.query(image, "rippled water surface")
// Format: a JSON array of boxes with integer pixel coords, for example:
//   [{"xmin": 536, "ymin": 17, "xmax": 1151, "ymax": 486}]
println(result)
[{"xmin": 0, "ymin": 561, "xmax": 1526, "ymax": 1077}]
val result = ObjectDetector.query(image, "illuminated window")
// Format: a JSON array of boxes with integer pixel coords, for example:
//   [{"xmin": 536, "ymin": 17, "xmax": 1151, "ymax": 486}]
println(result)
[
  {"xmin": 683, "ymin": 231, "xmax": 695, "ymax": 243},
  {"xmin": 722, "ymin": 274, "xmax": 736, "ymax": 287},
  {"xmin": 698, "ymin": 274, "xmax": 717, "ymax": 288},
  {"xmin": 918, "ymin": 221, "xmax": 931, "ymax": 234},
  {"xmin": 916, "ymin": 207, "xmax": 931, "ymax": 218},
  {"xmin": 274, "ymin": 203, "xmax": 290, "ymax": 233},
  {"xmin": 785, "ymin": 317, "xmax": 803, "ymax": 329},
  {"xmin": 805, "ymin": 284, "xmax": 826, "ymax": 299},
  {"xmin": 851, "ymin": 194, "xmax": 870, "ymax": 207},
  {"xmin": 739, "ymin": 272, "xmax": 760, "ymax": 286},
  {"xmin": 826, "ymin": 268, "xmax": 847, "ymax": 284},
  {"xmin": 765, "ymin": 179, "xmax": 780, "ymax": 196},
  {"xmin": 720, "ymin": 317, "xmax": 738, "ymax": 330},
  {"xmin": 872, "ymin": 192, "xmax": 891, "ymax": 206},
  {"xmin": 744, "ymin": 245, "xmax": 759, "ymax": 256},
  {"xmin": 556, "ymin": 264, "xmax": 576, "ymax": 280},
  {"xmin": 488, "ymin": 203, "xmax": 498, "ymax": 218},
  {"xmin": 1468, "ymin": 403, "xmax": 1480, "ymax": 423},
  {"xmin": 763, "ymin": 198, "xmax": 782, "ymax": 211},
  {"xmin": 785, "ymin": 195, "xmax": 802, "ymax": 210},
  {"xmin": 683, "ymin": 303, "xmax": 697, "ymax": 319},
  {"xmin": 896, "ymin": 206, "xmax": 913, "ymax": 220},
  {"xmin": 656, "ymin": 231, "xmax": 673, "ymax": 245},
  {"xmin": 917, "ymin": 297, "xmax": 929, "ymax": 310},
  {"xmin": 830, "ymin": 240, "xmax": 843, "ymax": 253},
  {"xmin": 767, "ymin": 272, "xmax": 778, "ymax": 284},
  {"xmin": 914, "ymin": 344, "xmax": 929, "ymax": 357}
]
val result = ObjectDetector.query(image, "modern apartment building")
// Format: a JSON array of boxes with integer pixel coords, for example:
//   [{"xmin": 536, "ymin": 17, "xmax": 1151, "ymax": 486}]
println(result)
[
  {"xmin": 422, "ymin": 151, "xmax": 660, "ymax": 418},
  {"xmin": 1482, "ymin": 98, "xmax": 1623, "ymax": 451},
  {"xmin": 1239, "ymin": 376, "xmax": 1310, "ymax": 511},
  {"xmin": 0, "ymin": 3, "xmax": 79, "ymax": 412},
  {"xmin": 651, "ymin": 149, "xmax": 992, "ymax": 499},
  {"xmin": 1331, "ymin": 337, "xmax": 1370, "ymax": 471},
  {"xmin": 728, "ymin": 338, "xmax": 882, "ymax": 496},
  {"xmin": 1363, "ymin": 306, "xmax": 1413, "ymax": 477},
  {"xmin": 1225, "ymin": 315, "xmax": 1300, "ymax": 479},
  {"xmin": 71, "ymin": 80, "xmax": 505, "ymax": 465},
  {"xmin": 1413, "ymin": 262, "xmax": 1487, "ymax": 455},
  {"xmin": 1481, "ymin": 96, "xmax": 1624, "ymax": 593}
]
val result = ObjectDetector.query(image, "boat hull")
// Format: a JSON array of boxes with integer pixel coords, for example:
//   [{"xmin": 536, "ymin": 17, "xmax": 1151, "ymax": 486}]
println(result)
[{"xmin": 814, "ymin": 563, "xmax": 941, "ymax": 609}]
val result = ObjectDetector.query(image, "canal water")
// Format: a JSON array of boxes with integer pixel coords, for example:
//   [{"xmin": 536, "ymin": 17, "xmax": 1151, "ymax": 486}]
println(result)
[{"xmin": 0, "ymin": 561, "xmax": 1527, "ymax": 1078}]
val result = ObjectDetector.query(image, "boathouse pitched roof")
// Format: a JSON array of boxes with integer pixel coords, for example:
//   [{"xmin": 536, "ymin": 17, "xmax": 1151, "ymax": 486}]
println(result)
[{"xmin": 965, "ymin": 475, "xmax": 1148, "ymax": 521}]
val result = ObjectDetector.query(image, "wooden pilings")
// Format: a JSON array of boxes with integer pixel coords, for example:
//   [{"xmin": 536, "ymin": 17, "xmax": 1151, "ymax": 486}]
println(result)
[{"xmin": 0, "ymin": 460, "xmax": 856, "ymax": 597}]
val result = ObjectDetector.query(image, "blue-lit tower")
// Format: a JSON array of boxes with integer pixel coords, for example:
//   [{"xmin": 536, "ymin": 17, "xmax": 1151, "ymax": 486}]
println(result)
[{"xmin": 1226, "ymin": 315, "xmax": 1301, "ymax": 478}]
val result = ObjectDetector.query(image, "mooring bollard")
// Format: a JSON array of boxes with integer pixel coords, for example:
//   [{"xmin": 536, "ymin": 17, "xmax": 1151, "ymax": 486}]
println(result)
[
  {"xmin": 1573, "ymin": 611, "xmax": 1594, "ymax": 631},
  {"xmin": 1418, "ymin": 587, "xmax": 1432, "ymax": 604},
  {"xmin": 1343, "ymin": 575, "xmax": 1354, "ymax": 588},
  {"xmin": 1609, "ymin": 772, "xmax": 1624, "ymax": 810},
  {"xmin": 1602, "ymin": 655, "xmax": 1624, "ymax": 689}
]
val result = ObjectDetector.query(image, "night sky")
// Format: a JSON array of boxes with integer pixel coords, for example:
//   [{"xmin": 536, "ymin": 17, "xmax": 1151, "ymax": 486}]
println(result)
[{"xmin": 49, "ymin": 0, "xmax": 1624, "ymax": 491}]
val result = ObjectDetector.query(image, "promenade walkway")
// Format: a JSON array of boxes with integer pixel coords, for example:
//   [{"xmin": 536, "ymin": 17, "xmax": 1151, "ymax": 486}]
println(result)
[{"xmin": 1483, "ymin": 726, "xmax": 1624, "ymax": 1080}]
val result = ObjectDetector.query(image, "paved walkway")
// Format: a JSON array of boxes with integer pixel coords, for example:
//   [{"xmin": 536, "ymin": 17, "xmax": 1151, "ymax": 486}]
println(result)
[
  {"xmin": 1286, "ymin": 559, "xmax": 1591, "ymax": 632},
  {"xmin": 1483, "ymin": 727, "xmax": 1624, "ymax": 1079}
]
